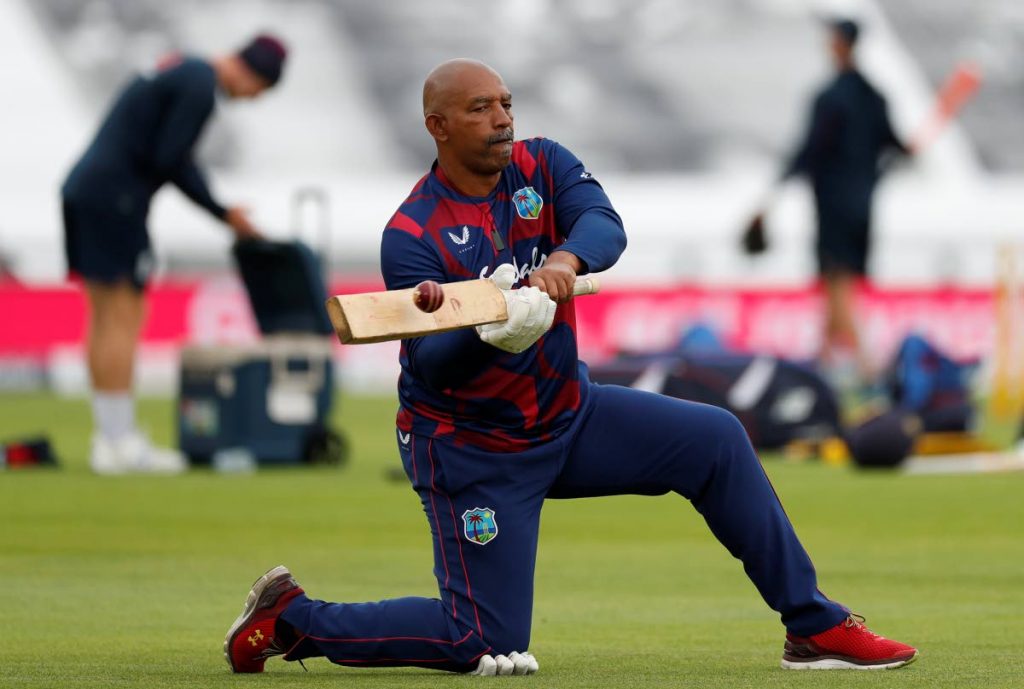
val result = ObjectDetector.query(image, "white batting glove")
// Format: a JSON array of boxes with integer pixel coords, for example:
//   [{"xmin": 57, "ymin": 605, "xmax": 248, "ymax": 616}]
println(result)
[
  {"xmin": 468, "ymin": 651, "xmax": 539, "ymax": 676},
  {"xmin": 476, "ymin": 264, "xmax": 556, "ymax": 354},
  {"xmin": 487, "ymin": 262, "xmax": 518, "ymax": 291}
]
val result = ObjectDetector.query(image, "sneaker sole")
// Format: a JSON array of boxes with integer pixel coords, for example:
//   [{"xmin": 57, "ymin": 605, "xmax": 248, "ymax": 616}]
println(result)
[
  {"xmin": 781, "ymin": 651, "xmax": 919, "ymax": 670},
  {"xmin": 223, "ymin": 565, "xmax": 294, "ymax": 672}
]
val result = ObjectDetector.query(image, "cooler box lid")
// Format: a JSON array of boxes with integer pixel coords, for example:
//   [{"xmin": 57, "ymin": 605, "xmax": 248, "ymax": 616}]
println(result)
[{"xmin": 232, "ymin": 239, "xmax": 333, "ymax": 336}]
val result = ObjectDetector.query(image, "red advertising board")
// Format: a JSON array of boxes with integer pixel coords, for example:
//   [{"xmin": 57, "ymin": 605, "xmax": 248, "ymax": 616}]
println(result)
[{"xmin": 0, "ymin": 279, "xmax": 996, "ymax": 366}]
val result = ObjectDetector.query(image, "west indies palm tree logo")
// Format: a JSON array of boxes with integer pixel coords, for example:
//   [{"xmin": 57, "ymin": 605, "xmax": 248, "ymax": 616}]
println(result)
[
  {"xmin": 461, "ymin": 507, "xmax": 498, "ymax": 545},
  {"xmin": 512, "ymin": 187, "xmax": 543, "ymax": 220}
]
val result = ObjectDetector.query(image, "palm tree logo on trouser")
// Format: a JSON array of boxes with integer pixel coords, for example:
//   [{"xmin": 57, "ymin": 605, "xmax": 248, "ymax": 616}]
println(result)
[
  {"xmin": 461, "ymin": 508, "xmax": 498, "ymax": 545},
  {"xmin": 467, "ymin": 514, "xmax": 483, "ymax": 540}
]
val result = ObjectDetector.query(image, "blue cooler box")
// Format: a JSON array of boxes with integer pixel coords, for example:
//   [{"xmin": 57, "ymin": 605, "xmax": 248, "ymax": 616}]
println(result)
[{"xmin": 177, "ymin": 239, "xmax": 341, "ymax": 466}]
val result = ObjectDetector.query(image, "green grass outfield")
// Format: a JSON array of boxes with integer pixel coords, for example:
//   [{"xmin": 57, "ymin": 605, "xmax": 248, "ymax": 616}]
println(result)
[{"xmin": 1, "ymin": 392, "xmax": 1022, "ymax": 688}]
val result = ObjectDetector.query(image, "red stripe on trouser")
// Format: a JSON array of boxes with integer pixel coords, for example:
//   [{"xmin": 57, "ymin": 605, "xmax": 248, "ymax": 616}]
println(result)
[
  {"xmin": 425, "ymin": 440, "xmax": 456, "ymax": 618},
  {"xmin": 304, "ymin": 630, "xmax": 474, "ymax": 646},
  {"xmin": 330, "ymin": 648, "xmax": 491, "ymax": 666},
  {"xmin": 445, "ymin": 492, "xmax": 484, "ymax": 637},
  {"xmin": 410, "ymin": 435, "xmax": 419, "ymax": 483},
  {"xmin": 754, "ymin": 459, "xmax": 842, "ymax": 620}
]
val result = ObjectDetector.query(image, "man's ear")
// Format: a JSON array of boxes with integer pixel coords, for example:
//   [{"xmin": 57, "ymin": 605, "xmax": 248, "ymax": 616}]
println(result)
[{"xmin": 425, "ymin": 113, "xmax": 448, "ymax": 142}]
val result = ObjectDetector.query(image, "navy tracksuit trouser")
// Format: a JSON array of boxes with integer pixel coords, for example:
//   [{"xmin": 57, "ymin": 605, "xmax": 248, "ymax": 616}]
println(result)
[{"xmin": 281, "ymin": 383, "xmax": 848, "ymax": 671}]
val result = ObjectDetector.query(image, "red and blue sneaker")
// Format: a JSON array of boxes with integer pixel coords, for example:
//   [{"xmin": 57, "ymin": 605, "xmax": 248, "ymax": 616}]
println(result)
[
  {"xmin": 782, "ymin": 614, "xmax": 918, "ymax": 670},
  {"xmin": 224, "ymin": 565, "xmax": 304, "ymax": 673}
]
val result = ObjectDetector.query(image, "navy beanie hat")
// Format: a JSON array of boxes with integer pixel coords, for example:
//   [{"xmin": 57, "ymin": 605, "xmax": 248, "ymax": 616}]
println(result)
[
  {"xmin": 238, "ymin": 34, "xmax": 287, "ymax": 86},
  {"xmin": 831, "ymin": 18, "xmax": 860, "ymax": 45}
]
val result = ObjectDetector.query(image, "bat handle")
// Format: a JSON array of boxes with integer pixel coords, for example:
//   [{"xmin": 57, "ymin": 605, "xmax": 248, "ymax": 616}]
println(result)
[{"xmin": 572, "ymin": 275, "xmax": 601, "ymax": 296}]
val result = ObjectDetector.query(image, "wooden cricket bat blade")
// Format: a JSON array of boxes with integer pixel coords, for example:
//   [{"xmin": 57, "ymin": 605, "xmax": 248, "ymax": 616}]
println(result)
[
  {"xmin": 909, "ymin": 62, "xmax": 983, "ymax": 153},
  {"xmin": 326, "ymin": 275, "xmax": 600, "ymax": 345}
]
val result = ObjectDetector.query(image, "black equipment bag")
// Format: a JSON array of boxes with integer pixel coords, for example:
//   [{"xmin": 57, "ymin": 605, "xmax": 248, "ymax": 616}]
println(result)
[{"xmin": 589, "ymin": 352, "xmax": 841, "ymax": 449}]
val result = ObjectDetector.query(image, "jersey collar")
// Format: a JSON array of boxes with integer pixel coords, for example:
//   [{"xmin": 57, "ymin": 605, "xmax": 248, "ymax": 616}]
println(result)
[{"xmin": 431, "ymin": 160, "xmax": 501, "ymax": 203}]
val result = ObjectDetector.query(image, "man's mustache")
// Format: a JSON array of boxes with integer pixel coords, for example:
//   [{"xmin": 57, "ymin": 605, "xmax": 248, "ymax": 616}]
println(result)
[{"xmin": 487, "ymin": 130, "xmax": 514, "ymax": 145}]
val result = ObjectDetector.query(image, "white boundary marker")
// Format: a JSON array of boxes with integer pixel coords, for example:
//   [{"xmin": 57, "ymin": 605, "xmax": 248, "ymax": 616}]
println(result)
[{"xmin": 903, "ymin": 451, "xmax": 1024, "ymax": 476}]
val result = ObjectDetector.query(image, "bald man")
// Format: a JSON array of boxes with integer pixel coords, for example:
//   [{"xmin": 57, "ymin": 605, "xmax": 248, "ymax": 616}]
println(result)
[{"xmin": 224, "ymin": 59, "xmax": 918, "ymax": 676}]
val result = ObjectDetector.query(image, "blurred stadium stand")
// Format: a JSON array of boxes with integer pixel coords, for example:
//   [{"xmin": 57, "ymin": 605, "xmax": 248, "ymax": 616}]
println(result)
[{"xmin": 1, "ymin": 0, "xmax": 1022, "ymax": 286}]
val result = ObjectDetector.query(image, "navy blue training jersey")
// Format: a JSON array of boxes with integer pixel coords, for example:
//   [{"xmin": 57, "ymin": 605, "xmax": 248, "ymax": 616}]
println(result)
[
  {"xmin": 786, "ymin": 70, "xmax": 906, "ymax": 212},
  {"xmin": 62, "ymin": 55, "xmax": 225, "ymax": 220},
  {"xmin": 381, "ymin": 138, "xmax": 626, "ymax": 451}
]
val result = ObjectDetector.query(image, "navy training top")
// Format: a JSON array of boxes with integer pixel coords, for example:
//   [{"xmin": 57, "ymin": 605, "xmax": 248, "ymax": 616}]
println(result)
[
  {"xmin": 62, "ymin": 56, "xmax": 226, "ymax": 221},
  {"xmin": 381, "ymin": 138, "xmax": 627, "ymax": 452},
  {"xmin": 785, "ymin": 69, "xmax": 907, "ymax": 220}
]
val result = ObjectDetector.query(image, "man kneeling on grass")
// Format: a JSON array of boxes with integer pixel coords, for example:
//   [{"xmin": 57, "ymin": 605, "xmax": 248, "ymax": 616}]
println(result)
[{"xmin": 223, "ymin": 58, "xmax": 918, "ymax": 676}]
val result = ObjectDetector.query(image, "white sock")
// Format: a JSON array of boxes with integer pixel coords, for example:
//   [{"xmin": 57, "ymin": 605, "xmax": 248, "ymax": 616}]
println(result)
[{"xmin": 92, "ymin": 392, "xmax": 136, "ymax": 441}]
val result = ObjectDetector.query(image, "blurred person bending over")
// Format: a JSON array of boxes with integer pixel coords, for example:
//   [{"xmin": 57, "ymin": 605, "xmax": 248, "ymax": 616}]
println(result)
[
  {"xmin": 752, "ymin": 19, "xmax": 909, "ymax": 384},
  {"xmin": 61, "ymin": 34, "xmax": 287, "ymax": 474},
  {"xmin": 224, "ymin": 59, "xmax": 918, "ymax": 676}
]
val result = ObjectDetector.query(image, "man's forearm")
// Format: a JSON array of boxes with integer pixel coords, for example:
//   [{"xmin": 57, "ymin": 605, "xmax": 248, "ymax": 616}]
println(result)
[
  {"xmin": 546, "ymin": 250, "xmax": 583, "ymax": 274},
  {"xmin": 172, "ymin": 162, "xmax": 226, "ymax": 219},
  {"xmin": 557, "ymin": 207, "xmax": 626, "ymax": 274}
]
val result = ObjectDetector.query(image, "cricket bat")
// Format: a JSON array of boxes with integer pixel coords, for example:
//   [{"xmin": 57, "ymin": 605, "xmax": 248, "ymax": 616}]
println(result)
[
  {"xmin": 325, "ymin": 276, "xmax": 601, "ymax": 344},
  {"xmin": 907, "ymin": 61, "xmax": 982, "ymax": 154}
]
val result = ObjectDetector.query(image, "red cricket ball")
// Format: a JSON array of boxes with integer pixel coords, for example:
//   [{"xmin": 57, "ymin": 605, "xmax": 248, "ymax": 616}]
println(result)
[{"xmin": 413, "ymin": 280, "xmax": 445, "ymax": 313}]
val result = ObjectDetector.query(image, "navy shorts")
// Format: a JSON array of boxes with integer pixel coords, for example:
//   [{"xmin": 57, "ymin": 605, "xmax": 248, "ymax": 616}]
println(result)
[
  {"xmin": 816, "ymin": 200, "xmax": 871, "ymax": 277},
  {"xmin": 816, "ymin": 232, "xmax": 869, "ymax": 276},
  {"xmin": 63, "ymin": 199, "xmax": 153, "ymax": 290}
]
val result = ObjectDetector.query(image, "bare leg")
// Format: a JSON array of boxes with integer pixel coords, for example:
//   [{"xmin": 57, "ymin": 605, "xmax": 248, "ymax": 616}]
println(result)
[
  {"xmin": 819, "ymin": 271, "xmax": 871, "ymax": 381},
  {"xmin": 85, "ymin": 280, "xmax": 145, "ymax": 393},
  {"xmin": 84, "ymin": 279, "xmax": 184, "ymax": 473}
]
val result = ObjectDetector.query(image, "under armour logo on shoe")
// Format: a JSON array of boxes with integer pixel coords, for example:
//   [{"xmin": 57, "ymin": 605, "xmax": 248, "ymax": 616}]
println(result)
[{"xmin": 248, "ymin": 629, "xmax": 264, "ymax": 647}]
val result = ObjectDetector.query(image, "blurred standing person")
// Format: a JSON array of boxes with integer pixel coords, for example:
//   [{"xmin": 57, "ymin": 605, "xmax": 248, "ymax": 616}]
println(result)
[
  {"xmin": 61, "ymin": 34, "xmax": 287, "ymax": 473},
  {"xmin": 747, "ymin": 19, "xmax": 909, "ymax": 385}
]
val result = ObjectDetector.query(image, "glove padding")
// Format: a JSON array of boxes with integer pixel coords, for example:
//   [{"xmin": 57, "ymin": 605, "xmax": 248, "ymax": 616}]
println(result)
[
  {"xmin": 476, "ymin": 264, "xmax": 556, "ymax": 354},
  {"xmin": 468, "ymin": 651, "xmax": 539, "ymax": 676}
]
